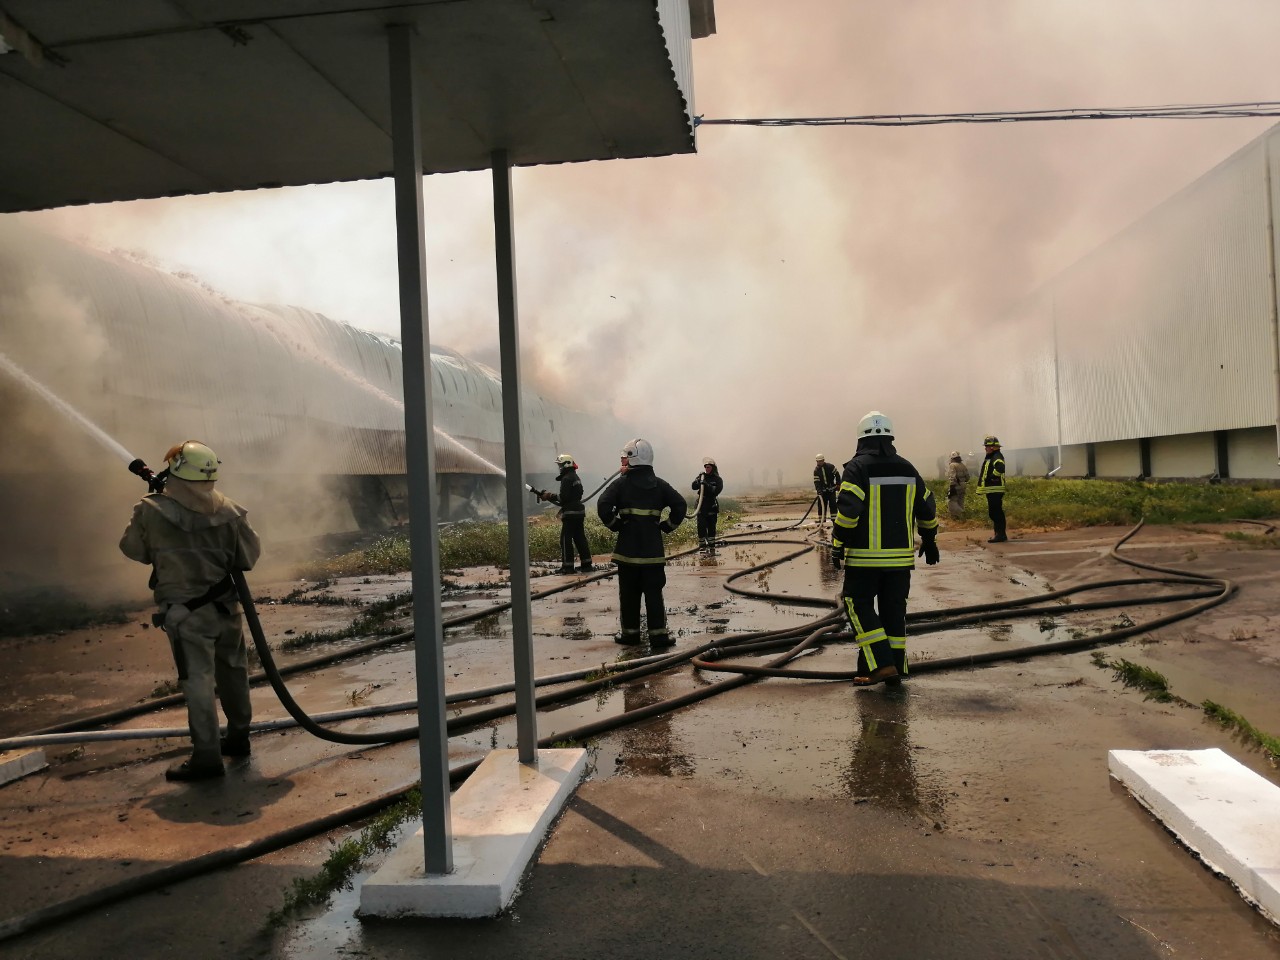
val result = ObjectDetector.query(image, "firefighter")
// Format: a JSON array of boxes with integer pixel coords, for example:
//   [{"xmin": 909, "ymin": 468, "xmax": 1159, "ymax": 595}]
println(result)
[
  {"xmin": 691, "ymin": 457, "xmax": 724, "ymax": 550},
  {"xmin": 830, "ymin": 412, "xmax": 939, "ymax": 686},
  {"xmin": 539, "ymin": 453, "xmax": 594, "ymax": 573},
  {"xmin": 813, "ymin": 454, "xmax": 838, "ymax": 523},
  {"xmin": 598, "ymin": 438, "xmax": 687, "ymax": 647},
  {"xmin": 978, "ymin": 435, "xmax": 1008, "ymax": 543},
  {"xmin": 120, "ymin": 441, "xmax": 261, "ymax": 782},
  {"xmin": 944, "ymin": 450, "xmax": 970, "ymax": 519}
]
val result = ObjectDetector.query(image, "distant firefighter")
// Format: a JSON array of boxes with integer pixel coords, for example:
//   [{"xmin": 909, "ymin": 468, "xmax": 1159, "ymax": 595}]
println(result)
[
  {"xmin": 691, "ymin": 457, "xmax": 724, "ymax": 550},
  {"xmin": 119, "ymin": 441, "xmax": 260, "ymax": 782},
  {"xmin": 978, "ymin": 435, "xmax": 1008, "ymax": 543},
  {"xmin": 539, "ymin": 453, "xmax": 594, "ymax": 574},
  {"xmin": 813, "ymin": 454, "xmax": 838, "ymax": 523},
  {"xmin": 598, "ymin": 438, "xmax": 687, "ymax": 647},
  {"xmin": 831, "ymin": 412, "xmax": 939, "ymax": 686},
  {"xmin": 944, "ymin": 450, "xmax": 970, "ymax": 519}
]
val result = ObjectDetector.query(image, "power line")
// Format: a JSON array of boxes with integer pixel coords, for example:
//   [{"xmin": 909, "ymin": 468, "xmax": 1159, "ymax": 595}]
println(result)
[{"xmin": 694, "ymin": 101, "xmax": 1280, "ymax": 128}]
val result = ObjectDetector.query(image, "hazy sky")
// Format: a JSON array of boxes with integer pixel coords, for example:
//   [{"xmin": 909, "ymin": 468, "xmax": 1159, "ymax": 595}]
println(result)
[{"xmin": 17, "ymin": 0, "xmax": 1280, "ymax": 479}]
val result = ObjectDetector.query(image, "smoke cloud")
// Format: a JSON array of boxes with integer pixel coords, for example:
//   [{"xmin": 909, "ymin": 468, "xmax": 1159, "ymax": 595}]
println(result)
[{"xmin": 15, "ymin": 0, "xmax": 1280, "ymax": 489}]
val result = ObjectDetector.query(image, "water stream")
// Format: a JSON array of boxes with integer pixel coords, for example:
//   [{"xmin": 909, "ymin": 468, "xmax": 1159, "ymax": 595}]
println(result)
[{"xmin": 0, "ymin": 349, "xmax": 136, "ymax": 465}]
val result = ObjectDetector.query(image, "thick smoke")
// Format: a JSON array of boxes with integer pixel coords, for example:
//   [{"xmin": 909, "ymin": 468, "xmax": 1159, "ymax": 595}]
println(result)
[{"xmin": 17, "ymin": 0, "xmax": 1280, "ymax": 490}]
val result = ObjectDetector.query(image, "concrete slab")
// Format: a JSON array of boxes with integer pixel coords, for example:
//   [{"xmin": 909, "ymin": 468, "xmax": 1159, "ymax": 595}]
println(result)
[
  {"xmin": 1109, "ymin": 748, "xmax": 1280, "ymax": 924},
  {"xmin": 0, "ymin": 749, "xmax": 46, "ymax": 786},
  {"xmin": 359, "ymin": 747, "xmax": 587, "ymax": 919}
]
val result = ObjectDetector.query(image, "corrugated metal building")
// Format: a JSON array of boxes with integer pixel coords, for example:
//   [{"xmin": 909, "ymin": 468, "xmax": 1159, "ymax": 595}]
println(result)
[
  {"xmin": 0, "ymin": 218, "xmax": 626, "ymax": 589},
  {"xmin": 979, "ymin": 125, "xmax": 1280, "ymax": 481}
]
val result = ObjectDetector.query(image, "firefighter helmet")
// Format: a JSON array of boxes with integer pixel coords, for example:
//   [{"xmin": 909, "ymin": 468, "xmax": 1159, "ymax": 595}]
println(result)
[
  {"xmin": 984, "ymin": 435, "xmax": 1001, "ymax": 447},
  {"xmin": 165, "ymin": 440, "xmax": 220, "ymax": 482},
  {"xmin": 857, "ymin": 411, "xmax": 894, "ymax": 437},
  {"xmin": 555, "ymin": 454, "xmax": 575, "ymax": 468},
  {"xmin": 703, "ymin": 457, "xmax": 716, "ymax": 467},
  {"xmin": 621, "ymin": 438, "xmax": 654, "ymax": 467},
  {"xmin": 815, "ymin": 454, "xmax": 825, "ymax": 461}
]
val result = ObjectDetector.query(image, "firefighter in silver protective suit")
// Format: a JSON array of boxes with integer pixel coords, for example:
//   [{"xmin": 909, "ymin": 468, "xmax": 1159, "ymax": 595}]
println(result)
[{"xmin": 120, "ymin": 441, "xmax": 261, "ymax": 782}]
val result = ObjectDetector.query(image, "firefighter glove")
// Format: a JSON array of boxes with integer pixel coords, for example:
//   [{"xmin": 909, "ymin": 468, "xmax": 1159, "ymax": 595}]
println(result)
[
  {"xmin": 918, "ymin": 536, "xmax": 940, "ymax": 566},
  {"xmin": 830, "ymin": 546, "xmax": 844, "ymax": 569}
]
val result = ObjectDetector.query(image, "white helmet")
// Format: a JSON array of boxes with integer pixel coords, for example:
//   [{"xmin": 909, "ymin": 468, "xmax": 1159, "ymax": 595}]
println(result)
[
  {"xmin": 857, "ymin": 411, "xmax": 894, "ymax": 438},
  {"xmin": 555, "ymin": 454, "xmax": 575, "ymax": 468},
  {"xmin": 165, "ymin": 440, "xmax": 220, "ymax": 482},
  {"xmin": 703, "ymin": 457, "xmax": 716, "ymax": 466},
  {"xmin": 815, "ymin": 454, "xmax": 825, "ymax": 461},
  {"xmin": 621, "ymin": 438, "xmax": 654, "ymax": 467}
]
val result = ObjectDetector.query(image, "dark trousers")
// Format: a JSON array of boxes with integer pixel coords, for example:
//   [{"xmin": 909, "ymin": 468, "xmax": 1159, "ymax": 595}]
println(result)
[
  {"xmin": 841, "ymin": 566, "xmax": 912, "ymax": 676},
  {"xmin": 986, "ymin": 493, "xmax": 1006, "ymax": 538},
  {"xmin": 560, "ymin": 514, "xmax": 591, "ymax": 568},
  {"xmin": 617, "ymin": 563, "xmax": 668, "ymax": 639},
  {"xmin": 696, "ymin": 509, "xmax": 718, "ymax": 543}
]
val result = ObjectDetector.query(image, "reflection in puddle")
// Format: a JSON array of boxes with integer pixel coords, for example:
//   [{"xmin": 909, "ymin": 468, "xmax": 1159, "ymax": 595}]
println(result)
[
  {"xmin": 844, "ymin": 689, "xmax": 946, "ymax": 823},
  {"xmin": 612, "ymin": 678, "xmax": 694, "ymax": 778}
]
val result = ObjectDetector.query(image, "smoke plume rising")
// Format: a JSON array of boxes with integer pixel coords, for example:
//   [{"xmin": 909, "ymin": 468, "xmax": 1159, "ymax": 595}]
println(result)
[{"xmin": 15, "ymin": 0, "xmax": 1280, "ymax": 491}]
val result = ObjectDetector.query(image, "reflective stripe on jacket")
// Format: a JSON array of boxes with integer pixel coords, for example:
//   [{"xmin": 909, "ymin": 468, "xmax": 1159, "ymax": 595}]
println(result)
[
  {"xmin": 977, "ymin": 452, "xmax": 1006, "ymax": 494},
  {"xmin": 831, "ymin": 447, "xmax": 937, "ymax": 569},
  {"xmin": 598, "ymin": 466, "xmax": 687, "ymax": 566},
  {"xmin": 547, "ymin": 467, "xmax": 586, "ymax": 517},
  {"xmin": 813, "ymin": 461, "xmax": 838, "ymax": 492}
]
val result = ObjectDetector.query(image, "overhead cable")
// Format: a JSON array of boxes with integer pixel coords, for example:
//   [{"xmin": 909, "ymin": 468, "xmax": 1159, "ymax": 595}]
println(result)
[{"xmin": 694, "ymin": 100, "xmax": 1280, "ymax": 128}]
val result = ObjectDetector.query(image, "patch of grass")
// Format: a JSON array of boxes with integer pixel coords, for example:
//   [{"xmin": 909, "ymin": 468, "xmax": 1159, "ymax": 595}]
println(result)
[
  {"xmin": 279, "ymin": 592, "xmax": 412, "ymax": 650},
  {"xmin": 301, "ymin": 510, "xmax": 741, "ymax": 578},
  {"xmin": 1092, "ymin": 654, "xmax": 1182, "ymax": 704},
  {"xmin": 1203, "ymin": 701, "xmax": 1280, "ymax": 764},
  {"xmin": 149, "ymin": 679, "xmax": 180, "ymax": 698},
  {"xmin": 927, "ymin": 477, "xmax": 1280, "ymax": 532},
  {"xmin": 267, "ymin": 789, "xmax": 422, "ymax": 927}
]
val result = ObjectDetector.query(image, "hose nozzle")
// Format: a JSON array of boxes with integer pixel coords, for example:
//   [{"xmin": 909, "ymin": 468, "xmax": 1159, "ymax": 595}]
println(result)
[{"xmin": 128, "ymin": 458, "xmax": 167, "ymax": 493}]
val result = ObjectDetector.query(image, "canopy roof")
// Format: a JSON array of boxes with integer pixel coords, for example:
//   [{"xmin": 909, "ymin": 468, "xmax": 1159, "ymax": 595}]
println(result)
[{"xmin": 0, "ymin": 0, "xmax": 711, "ymax": 212}]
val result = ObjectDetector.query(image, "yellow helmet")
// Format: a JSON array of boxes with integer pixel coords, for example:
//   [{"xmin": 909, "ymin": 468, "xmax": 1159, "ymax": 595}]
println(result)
[{"xmin": 165, "ymin": 440, "xmax": 220, "ymax": 482}]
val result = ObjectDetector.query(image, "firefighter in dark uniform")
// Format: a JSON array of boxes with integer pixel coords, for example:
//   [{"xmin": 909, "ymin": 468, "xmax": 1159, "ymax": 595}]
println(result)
[
  {"xmin": 539, "ymin": 453, "xmax": 594, "ymax": 573},
  {"xmin": 691, "ymin": 457, "xmax": 724, "ymax": 550},
  {"xmin": 598, "ymin": 438, "xmax": 687, "ymax": 647},
  {"xmin": 978, "ymin": 434, "xmax": 1007, "ymax": 543},
  {"xmin": 813, "ymin": 455, "xmax": 838, "ymax": 523},
  {"xmin": 831, "ymin": 411, "xmax": 939, "ymax": 686}
]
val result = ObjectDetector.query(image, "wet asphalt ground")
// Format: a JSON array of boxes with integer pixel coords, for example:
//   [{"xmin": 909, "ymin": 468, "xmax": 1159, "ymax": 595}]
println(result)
[{"xmin": 2, "ymin": 507, "xmax": 1280, "ymax": 959}]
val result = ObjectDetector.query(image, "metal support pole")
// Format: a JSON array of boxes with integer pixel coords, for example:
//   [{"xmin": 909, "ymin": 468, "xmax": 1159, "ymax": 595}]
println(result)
[
  {"xmin": 492, "ymin": 148, "xmax": 539, "ymax": 763},
  {"xmin": 388, "ymin": 23, "xmax": 452, "ymax": 874},
  {"xmin": 1051, "ymin": 296, "xmax": 1063, "ymax": 475},
  {"xmin": 1263, "ymin": 137, "xmax": 1280, "ymax": 466}
]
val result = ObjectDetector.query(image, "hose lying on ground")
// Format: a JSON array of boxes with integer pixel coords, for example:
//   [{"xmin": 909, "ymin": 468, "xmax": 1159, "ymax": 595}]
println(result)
[{"xmin": 0, "ymin": 520, "xmax": 1239, "ymax": 945}]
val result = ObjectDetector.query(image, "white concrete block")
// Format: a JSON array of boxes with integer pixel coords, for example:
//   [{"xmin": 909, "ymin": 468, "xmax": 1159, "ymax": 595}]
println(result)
[
  {"xmin": 0, "ymin": 749, "xmax": 47, "ymax": 786},
  {"xmin": 360, "ymin": 747, "xmax": 587, "ymax": 919},
  {"xmin": 1109, "ymin": 748, "xmax": 1280, "ymax": 924}
]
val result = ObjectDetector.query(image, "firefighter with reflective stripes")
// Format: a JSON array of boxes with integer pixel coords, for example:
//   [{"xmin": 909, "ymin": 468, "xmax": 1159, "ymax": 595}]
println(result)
[
  {"xmin": 813, "ymin": 455, "xmax": 838, "ymax": 523},
  {"xmin": 977, "ymin": 434, "xmax": 1007, "ymax": 543},
  {"xmin": 598, "ymin": 438, "xmax": 687, "ymax": 647},
  {"xmin": 830, "ymin": 411, "xmax": 940, "ymax": 686},
  {"xmin": 540, "ymin": 453, "xmax": 594, "ymax": 573}
]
